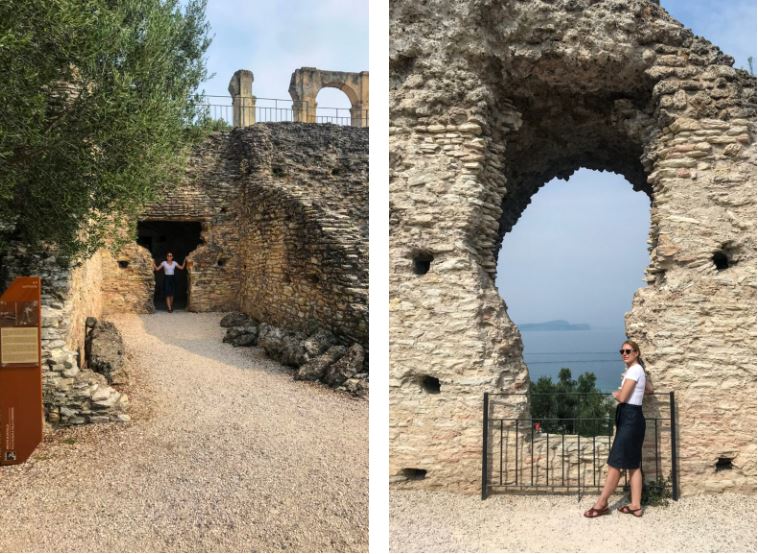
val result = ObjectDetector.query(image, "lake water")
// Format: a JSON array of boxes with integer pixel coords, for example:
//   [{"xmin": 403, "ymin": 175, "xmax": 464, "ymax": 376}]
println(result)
[{"xmin": 519, "ymin": 328, "xmax": 630, "ymax": 393}]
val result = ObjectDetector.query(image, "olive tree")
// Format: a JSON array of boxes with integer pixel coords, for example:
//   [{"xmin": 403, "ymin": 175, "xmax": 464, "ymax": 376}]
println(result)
[{"xmin": 0, "ymin": 0, "xmax": 211, "ymax": 258}]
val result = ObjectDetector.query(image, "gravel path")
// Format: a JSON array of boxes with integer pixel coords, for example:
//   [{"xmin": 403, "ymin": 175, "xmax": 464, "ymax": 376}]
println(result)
[
  {"xmin": 0, "ymin": 312, "xmax": 368, "ymax": 552},
  {"xmin": 390, "ymin": 489, "xmax": 756, "ymax": 552}
]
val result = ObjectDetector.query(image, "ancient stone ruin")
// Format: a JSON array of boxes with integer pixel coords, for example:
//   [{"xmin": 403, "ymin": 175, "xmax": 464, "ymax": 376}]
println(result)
[
  {"xmin": 289, "ymin": 67, "xmax": 369, "ymax": 127},
  {"xmin": 0, "ymin": 68, "xmax": 368, "ymax": 426},
  {"xmin": 227, "ymin": 67, "xmax": 370, "ymax": 128},
  {"xmin": 389, "ymin": 0, "xmax": 756, "ymax": 495}
]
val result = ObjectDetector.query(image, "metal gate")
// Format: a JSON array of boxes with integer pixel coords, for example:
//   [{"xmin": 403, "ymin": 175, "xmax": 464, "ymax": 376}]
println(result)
[{"xmin": 481, "ymin": 392, "xmax": 678, "ymax": 500}]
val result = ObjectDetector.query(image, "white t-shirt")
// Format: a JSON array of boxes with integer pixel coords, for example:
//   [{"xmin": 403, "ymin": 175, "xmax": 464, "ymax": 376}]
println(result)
[
  {"xmin": 620, "ymin": 363, "xmax": 646, "ymax": 406},
  {"xmin": 160, "ymin": 261, "xmax": 178, "ymax": 275}
]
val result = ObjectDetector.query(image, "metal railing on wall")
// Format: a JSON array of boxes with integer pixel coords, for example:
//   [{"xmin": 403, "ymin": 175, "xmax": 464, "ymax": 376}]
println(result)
[
  {"xmin": 198, "ymin": 95, "xmax": 366, "ymax": 127},
  {"xmin": 481, "ymin": 391, "xmax": 678, "ymax": 501}
]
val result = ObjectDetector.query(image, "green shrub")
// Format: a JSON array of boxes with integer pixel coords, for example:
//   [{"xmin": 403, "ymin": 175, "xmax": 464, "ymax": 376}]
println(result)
[{"xmin": 642, "ymin": 474, "xmax": 672, "ymax": 506}]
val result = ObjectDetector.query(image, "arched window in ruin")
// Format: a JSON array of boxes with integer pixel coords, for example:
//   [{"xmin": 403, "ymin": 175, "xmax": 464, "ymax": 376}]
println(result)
[
  {"xmin": 289, "ymin": 67, "xmax": 369, "ymax": 127},
  {"xmin": 497, "ymin": 169, "xmax": 650, "ymax": 391},
  {"xmin": 315, "ymin": 87, "xmax": 353, "ymax": 125}
]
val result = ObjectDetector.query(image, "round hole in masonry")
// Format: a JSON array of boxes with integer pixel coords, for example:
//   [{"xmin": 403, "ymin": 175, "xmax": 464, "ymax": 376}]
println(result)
[
  {"xmin": 412, "ymin": 251, "xmax": 433, "ymax": 275},
  {"xmin": 117, "ymin": 260, "xmax": 129, "ymax": 269},
  {"xmin": 419, "ymin": 375, "xmax": 441, "ymax": 394},
  {"xmin": 272, "ymin": 166, "xmax": 285, "ymax": 177},
  {"xmin": 401, "ymin": 468, "xmax": 427, "ymax": 481},
  {"xmin": 220, "ymin": 207, "xmax": 228, "ymax": 214},
  {"xmin": 217, "ymin": 258, "xmax": 227, "ymax": 267},
  {"xmin": 307, "ymin": 273, "xmax": 320, "ymax": 285},
  {"xmin": 712, "ymin": 250, "xmax": 730, "ymax": 271},
  {"xmin": 715, "ymin": 457, "xmax": 734, "ymax": 471}
]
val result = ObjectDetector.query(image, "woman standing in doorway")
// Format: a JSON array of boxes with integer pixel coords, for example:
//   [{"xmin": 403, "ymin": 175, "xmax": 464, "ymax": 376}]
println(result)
[
  {"xmin": 584, "ymin": 339, "xmax": 653, "ymax": 518},
  {"xmin": 154, "ymin": 252, "xmax": 186, "ymax": 313}
]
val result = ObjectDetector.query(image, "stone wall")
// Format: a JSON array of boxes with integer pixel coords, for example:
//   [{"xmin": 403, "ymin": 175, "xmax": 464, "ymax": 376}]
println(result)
[
  {"xmin": 389, "ymin": 0, "xmax": 756, "ymax": 495},
  {"xmin": 139, "ymin": 133, "xmax": 244, "ymax": 312},
  {"xmin": 236, "ymin": 125, "xmax": 369, "ymax": 347},
  {"xmin": 66, "ymin": 251, "xmax": 103, "ymax": 361},
  {"xmin": 101, "ymin": 244, "xmax": 154, "ymax": 316},
  {"xmin": 0, "ymin": 245, "xmax": 128, "ymax": 425},
  {"xmin": 104, "ymin": 123, "xmax": 369, "ymax": 349}
]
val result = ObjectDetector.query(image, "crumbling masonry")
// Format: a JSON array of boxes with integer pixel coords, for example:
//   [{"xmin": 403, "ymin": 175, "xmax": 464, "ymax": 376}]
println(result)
[
  {"xmin": 2, "ymin": 122, "xmax": 368, "ymax": 425},
  {"xmin": 389, "ymin": 0, "xmax": 756, "ymax": 495}
]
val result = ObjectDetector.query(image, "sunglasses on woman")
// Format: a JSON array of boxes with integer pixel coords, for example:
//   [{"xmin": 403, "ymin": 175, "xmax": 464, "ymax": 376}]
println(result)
[{"xmin": 619, "ymin": 349, "xmax": 634, "ymax": 355}]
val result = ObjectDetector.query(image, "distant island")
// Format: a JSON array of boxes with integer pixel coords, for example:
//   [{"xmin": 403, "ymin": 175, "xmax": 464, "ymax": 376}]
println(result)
[{"xmin": 518, "ymin": 319, "xmax": 591, "ymax": 331}]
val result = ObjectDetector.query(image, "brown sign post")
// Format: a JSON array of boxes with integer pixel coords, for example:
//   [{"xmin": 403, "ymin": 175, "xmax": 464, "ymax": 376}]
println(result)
[{"xmin": 0, "ymin": 276, "xmax": 43, "ymax": 465}]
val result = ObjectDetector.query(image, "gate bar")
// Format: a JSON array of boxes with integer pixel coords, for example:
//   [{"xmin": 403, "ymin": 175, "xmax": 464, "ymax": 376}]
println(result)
[
  {"xmin": 670, "ymin": 391, "xmax": 679, "ymax": 500},
  {"xmin": 482, "ymin": 392, "xmax": 489, "ymax": 500}
]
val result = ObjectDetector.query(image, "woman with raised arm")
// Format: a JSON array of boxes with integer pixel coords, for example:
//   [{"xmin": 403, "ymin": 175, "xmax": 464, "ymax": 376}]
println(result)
[
  {"xmin": 153, "ymin": 251, "xmax": 186, "ymax": 313},
  {"xmin": 583, "ymin": 339, "xmax": 654, "ymax": 518}
]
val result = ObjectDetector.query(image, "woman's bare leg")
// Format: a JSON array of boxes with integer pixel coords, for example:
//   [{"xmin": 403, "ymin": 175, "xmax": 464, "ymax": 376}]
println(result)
[
  {"xmin": 167, "ymin": 296, "xmax": 173, "ymax": 311},
  {"xmin": 628, "ymin": 467, "xmax": 643, "ymax": 509},
  {"xmin": 592, "ymin": 466, "xmax": 622, "ymax": 508}
]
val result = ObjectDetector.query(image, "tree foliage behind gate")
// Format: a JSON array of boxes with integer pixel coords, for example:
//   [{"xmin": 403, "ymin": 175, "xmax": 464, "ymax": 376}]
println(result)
[
  {"xmin": 530, "ymin": 368, "xmax": 616, "ymax": 437},
  {"xmin": 0, "ymin": 0, "xmax": 211, "ymax": 258}
]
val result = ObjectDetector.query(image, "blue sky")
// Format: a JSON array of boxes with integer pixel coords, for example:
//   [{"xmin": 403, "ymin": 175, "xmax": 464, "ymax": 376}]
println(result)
[
  {"xmin": 200, "ymin": 0, "xmax": 368, "ymax": 109},
  {"xmin": 496, "ymin": 0, "xmax": 757, "ymax": 329}
]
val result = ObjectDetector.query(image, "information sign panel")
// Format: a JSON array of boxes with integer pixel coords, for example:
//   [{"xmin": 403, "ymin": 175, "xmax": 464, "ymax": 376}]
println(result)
[{"xmin": 0, "ymin": 277, "xmax": 43, "ymax": 465}]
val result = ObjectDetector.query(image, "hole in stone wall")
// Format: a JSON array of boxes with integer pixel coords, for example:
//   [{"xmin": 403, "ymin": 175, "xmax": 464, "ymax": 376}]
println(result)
[
  {"xmin": 412, "ymin": 251, "xmax": 433, "ymax": 275},
  {"xmin": 715, "ymin": 457, "xmax": 734, "ymax": 471},
  {"xmin": 220, "ymin": 207, "xmax": 228, "ymax": 214},
  {"xmin": 272, "ymin": 166, "xmax": 285, "ymax": 177},
  {"xmin": 712, "ymin": 244, "xmax": 737, "ymax": 271},
  {"xmin": 217, "ymin": 258, "xmax": 227, "ymax": 267},
  {"xmin": 118, "ymin": 260, "xmax": 129, "ymax": 269},
  {"xmin": 401, "ymin": 468, "xmax": 427, "ymax": 481},
  {"xmin": 307, "ymin": 273, "xmax": 320, "ymax": 285},
  {"xmin": 419, "ymin": 375, "xmax": 441, "ymax": 394},
  {"xmin": 391, "ymin": 54, "xmax": 417, "ymax": 89},
  {"xmin": 712, "ymin": 251, "xmax": 729, "ymax": 270}
]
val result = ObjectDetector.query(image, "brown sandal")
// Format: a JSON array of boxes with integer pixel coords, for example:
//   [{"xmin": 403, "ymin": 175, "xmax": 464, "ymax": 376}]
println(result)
[
  {"xmin": 618, "ymin": 505, "xmax": 643, "ymax": 517},
  {"xmin": 583, "ymin": 503, "xmax": 609, "ymax": 518}
]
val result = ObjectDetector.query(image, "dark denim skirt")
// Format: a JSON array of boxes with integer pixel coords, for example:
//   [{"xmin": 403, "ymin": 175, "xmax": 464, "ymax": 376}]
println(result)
[
  {"xmin": 163, "ymin": 274, "xmax": 176, "ymax": 297},
  {"xmin": 607, "ymin": 403, "xmax": 645, "ymax": 469}
]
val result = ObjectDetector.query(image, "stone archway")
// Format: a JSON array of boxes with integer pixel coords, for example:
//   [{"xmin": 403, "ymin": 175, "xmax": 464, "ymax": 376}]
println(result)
[
  {"xmin": 289, "ymin": 67, "xmax": 369, "ymax": 126},
  {"xmin": 389, "ymin": 0, "xmax": 756, "ymax": 494}
]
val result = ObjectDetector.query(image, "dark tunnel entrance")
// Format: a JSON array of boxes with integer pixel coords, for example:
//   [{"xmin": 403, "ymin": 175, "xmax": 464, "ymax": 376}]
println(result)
[{"xmin": 136, "ymin": 221, "xmax": 203, "ymax": 311}]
